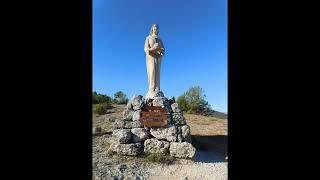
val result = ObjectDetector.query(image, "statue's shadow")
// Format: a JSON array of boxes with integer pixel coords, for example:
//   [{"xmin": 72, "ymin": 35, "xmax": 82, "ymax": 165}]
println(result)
[{"xmin": 191, "ymin": 135, "xmax": 228, "ymax": 163}]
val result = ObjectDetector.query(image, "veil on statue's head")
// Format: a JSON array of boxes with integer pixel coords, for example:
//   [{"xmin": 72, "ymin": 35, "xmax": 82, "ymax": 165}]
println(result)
[{"xmin": 149, "ymin": 24, "xmax": 159, "ymax": 35}]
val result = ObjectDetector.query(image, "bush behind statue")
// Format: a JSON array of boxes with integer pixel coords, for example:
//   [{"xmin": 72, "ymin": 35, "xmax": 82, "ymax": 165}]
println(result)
[
  {"xmin": 177, "ymin": 86, "xmax": 215, "ymax": 116},
  {"xmin": 113, "ymin": 91, "xmax": 129, "ymax": 104}
]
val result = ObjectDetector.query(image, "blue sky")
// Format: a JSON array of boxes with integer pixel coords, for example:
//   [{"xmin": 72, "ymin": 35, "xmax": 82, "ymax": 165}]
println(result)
[{"xmin": 93, "ymin": 0, "xmax": 227, "ymax": 113}]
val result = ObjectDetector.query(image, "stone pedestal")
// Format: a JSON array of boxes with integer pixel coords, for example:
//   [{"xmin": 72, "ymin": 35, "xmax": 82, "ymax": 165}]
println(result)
[{"xmin": 110, "ymin": 93, "xmax": 196, "ymax": 159}]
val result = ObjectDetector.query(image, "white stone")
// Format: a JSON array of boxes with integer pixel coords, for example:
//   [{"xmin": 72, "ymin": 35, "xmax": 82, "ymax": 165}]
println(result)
[
  {"xmin": 152, "ymin": 97, "xmax": 168, "ymax": 107},
  {"xmin": 150, "ymin": 125, "xmax": 177, "ymax": 142},
  {"xmin": 132, "ymin": 120, "xmax": 143, "ymax": 128},
  {"xmin": 169, "ymin": 142, "xmax": 196, "ymax": 158},
  {"xmin": 171, "ymin": 103, "xmax": 181, "ymax": 113},
  {"xmin": 181, "ymin": 125, "xmax": 192, "ymax": 142},
  {"xmin": 132, "ymin": 110, "xmax": 141, "ymax": 121},
  {"xmin": 144, "ymin": 138, "xmax": 170, "ymax": 155},
  {"xmin": 112, "ymin": 129, "xmax": 132, "ymax": 144},
  {"xmin": 123, "ymin": 110, "xmax": 134, "ymax": 120},
  {"xmin": 130, "ymin": 95, "xmax": 145, "ymax": 110},
  {"xmin": 115, "ymin": 119, "xmax": 132, "ymax": 129},
  {"xmin": 131, "ymin": 128, "xmax": 150, "ymax": 142},
  {"xmin": 172, "ymin": 113, "xmax": 186, "ymax": 125},
  {"xmin": 114, "ymin": 143, "xmax": 143, "ymax": 156}
]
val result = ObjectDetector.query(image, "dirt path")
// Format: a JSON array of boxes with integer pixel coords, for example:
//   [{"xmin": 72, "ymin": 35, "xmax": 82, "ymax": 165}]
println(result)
[{"xmin": 149, "ymin": 162, "xmax": 227, "ymax": 180}]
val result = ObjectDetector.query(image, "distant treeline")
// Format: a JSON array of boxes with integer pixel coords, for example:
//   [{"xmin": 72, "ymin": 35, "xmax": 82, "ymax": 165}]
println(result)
[
  {"xmin": 92, "ymin": 91, "xmax": 128, "ymax": 105},
  {"xmin": 92, "ymin": 91, "xmax": 128, "ymax": 115},
  {"xmin": 92, "ymin": 86, "xmax": 227, "ymax": 119}
]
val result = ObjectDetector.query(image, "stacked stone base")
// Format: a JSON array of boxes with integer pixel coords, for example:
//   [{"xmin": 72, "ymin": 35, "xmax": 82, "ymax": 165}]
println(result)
[{"xmin": 109, "ymin": 93, "xmax": 196, "ymax": 159}]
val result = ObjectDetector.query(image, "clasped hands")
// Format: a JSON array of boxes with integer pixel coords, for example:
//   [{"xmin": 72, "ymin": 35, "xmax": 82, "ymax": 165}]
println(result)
[{"xmin": 149, "ymin": 43, "xmax": 164, "ymax": 56}]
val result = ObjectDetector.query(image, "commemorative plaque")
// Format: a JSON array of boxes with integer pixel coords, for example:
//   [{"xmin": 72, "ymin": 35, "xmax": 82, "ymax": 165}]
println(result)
[{"xmin": 140, "ymin": 105, "xmax": 168, "ymax": 128}]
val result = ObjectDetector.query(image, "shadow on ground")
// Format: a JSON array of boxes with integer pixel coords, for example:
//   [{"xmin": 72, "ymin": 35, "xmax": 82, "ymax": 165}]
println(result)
[{"xmin": 191, "ymin": 135, "xmax": 227, "ymax": 163}]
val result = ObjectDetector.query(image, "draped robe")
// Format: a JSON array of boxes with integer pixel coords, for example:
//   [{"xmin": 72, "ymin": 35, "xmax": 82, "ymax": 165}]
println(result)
[{"xmin": 144, "ymin": 35, "xmax": 165, "ymax": 99}]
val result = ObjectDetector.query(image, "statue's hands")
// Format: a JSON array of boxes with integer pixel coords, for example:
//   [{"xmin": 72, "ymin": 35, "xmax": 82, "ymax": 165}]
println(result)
[
  {"xmin": 148, "ymin": 48, "xmax": 154, "ymax": 54},
  {"xmin": 149, "ymin": 46, "xmax": 157, "ymax": 52},
  {"xmin": 153, "ymin": 43, "xmax": 159, "ymax": 48},
  {"xmin": 148, "ymin": 46, "xmax": 164, "ymax": 57},
  {"xmin": 150, "ymin": 44, "xmax": 161, "ymax": 51}
]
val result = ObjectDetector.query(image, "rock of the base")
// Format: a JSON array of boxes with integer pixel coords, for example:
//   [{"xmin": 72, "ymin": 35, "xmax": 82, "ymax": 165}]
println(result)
[
  {"xmin": 126, "ymin": 101, "xmax": 133, "ymax": 110},
  {"xmin": 144, "ymin": 127, "xmax": 150, "ymax": 131},
  {"xmin": 177, "ymin": 133, "xmax": 182, "ymax": 142},
  {"xmin": 144, "ymin": 98, "xmax": 153, "ymax": 106},
  {"xmin": 152, "ymin": 97, "xmax": 168, "ymax": 107},
  {"xmin": 112, "ymin": 129, "xmax": 132, "ymax": 144},
  {"xmin": 132, "ymin": 120, "xmax": 143, "ymax": 128},
  {"xmin": 150, "ymin": 125, "xmax": 177, "ymax": 142},
  {"xmin": 114, "ymin": 143, "xmax": 143, "ymax": 156},
  {"xmin": 171, "ymin": 103, "xmax": 181, "ymax": 113},
  {"xmin": 123, "ymin": 110, "xmax": 134, "ymax": 120},
  {"xmin": 131, "ymin": 128, "xmax": 150, "ymax": 142},
  {"xmin": 124, "ymin": 121, "xmax": 133, "ymax": 129},
  {"xmin": 131, "ymin": 95, "xmax": 145, "ymax": 110},
  {"xmin": 167, "ymin": 114, "xmax": 173, "ymax": 125},
  {"xmin": 144, "ymin": 138, "xmax": 170, "ymax": 155},
  {"xmin": 115, "ymin": 119, "xmax": 125, "ymax": 128},
  {"xmin": 168, "ymin": 97, "xmax": 175, "ymax": 106},
  {"xmin": 181, "ymin": 125, "xmax": 192, "ymax": 142},
  {"xmin": 132, "ymin": 110, "xmax": 141, "ymax": 121},
  {"xmin": 169, "ymin": 142, "xmax": 196, "ymax": 158},
  {"xmin": 177, "ymin": 126, "xmax": 182, "ymax": 142},
  {"xmin": 155, "ymin": 91, "xmax": 165, "ymax": 97},
  {"xmin": 172, "ymin": 113, "xmax": 186, "ymax": 125},
  {"xmin": 153, "ymin": 97, "xmax": 172, "ymax": 112},
  {"xmin": 115, "ymin": 119, "xmax": 132, "ymax": 129}
]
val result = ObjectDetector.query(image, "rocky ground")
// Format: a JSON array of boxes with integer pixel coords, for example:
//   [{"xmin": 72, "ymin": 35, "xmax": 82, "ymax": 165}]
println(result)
[{"xmin": 93, "ymin": 104, "xmax": 228, "ymax": 180}]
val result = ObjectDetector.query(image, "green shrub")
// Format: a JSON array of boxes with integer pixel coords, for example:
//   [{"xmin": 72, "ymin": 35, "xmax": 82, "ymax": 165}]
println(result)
[
  {"xmin": 93, "ymin": 103, "xmax": 111, "ymax": 115},
  {"xmin": 177, "ymin": 86, "xmax": 215, "ymax": 116},
  {"xmin": 176, "ymin": 95, "xmax": 188, "ymax": 112}
]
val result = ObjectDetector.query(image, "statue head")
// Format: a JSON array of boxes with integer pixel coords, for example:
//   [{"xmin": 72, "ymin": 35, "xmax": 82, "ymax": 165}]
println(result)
[{"xmin": 149, "ymin": 24, "xmax": 159, "ymax": 35}]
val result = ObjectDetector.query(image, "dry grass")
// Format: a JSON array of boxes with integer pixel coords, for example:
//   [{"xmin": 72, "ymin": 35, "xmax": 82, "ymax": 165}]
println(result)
[
  {"xmin": 184, "ymin": 114, "xmax": 227, "ymax": 136},
  {"xmin": 92, "ymin": 105, "xmax": 124, "ymax": 132},
  {"xmin": 184, "ymin": 113, "xmax": 227, "ymax": 154}
]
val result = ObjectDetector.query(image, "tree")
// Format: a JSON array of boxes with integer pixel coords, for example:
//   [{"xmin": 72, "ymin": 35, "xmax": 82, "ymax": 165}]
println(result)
[
  {"xmin": 114, "ymin": 91, "xmax": 129, "ymax": 104},
  {"xmin": 176, "ymin": 86, "xmax": 214, "ymax": 115},
  {"xmin": 92, "ymin": 91, "xmax": 112, "ymax": 104}
]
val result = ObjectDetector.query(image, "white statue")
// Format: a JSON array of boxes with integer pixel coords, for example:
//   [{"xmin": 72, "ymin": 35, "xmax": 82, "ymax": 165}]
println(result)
[{"xmin": 144, "ymin": 24, "xmax": 165, "ymax": 99}]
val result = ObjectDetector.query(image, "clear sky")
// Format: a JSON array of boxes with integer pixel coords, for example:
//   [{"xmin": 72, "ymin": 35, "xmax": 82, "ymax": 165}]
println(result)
[{"xmin": 93, "ymin": 0, "xmax": 227, "ymax": 113}]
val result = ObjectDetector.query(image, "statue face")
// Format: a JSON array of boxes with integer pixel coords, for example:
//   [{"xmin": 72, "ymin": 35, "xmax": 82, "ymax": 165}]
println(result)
[{"xmin": 152, "ymin": 25, "xmax": 158, "ymax": 35}]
